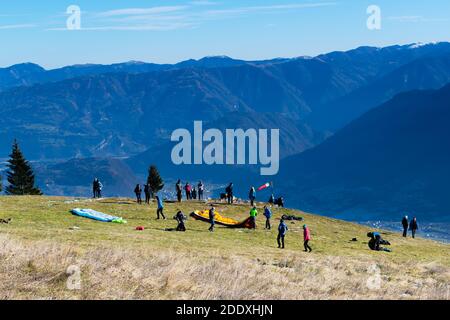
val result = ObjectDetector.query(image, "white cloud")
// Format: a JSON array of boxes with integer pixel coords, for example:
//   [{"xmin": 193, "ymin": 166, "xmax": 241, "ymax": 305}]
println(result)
[
  {"xmin": 51, "ymin": 2, "xmax": 336, "ymax": 32},
  {"xmin": 203, "ymin": 2, "xmax": 336, "ymax": 17},
  {"xmin": 98, "ymin": 6, "xmax": 188, "ymax": 17},
  {"xmin": 0, "ymin": 24, "xmax": 35, "ymax": 30},
  {"xmin": 388, "ymin": 16, "xmax": 448, "ymax": 23}
]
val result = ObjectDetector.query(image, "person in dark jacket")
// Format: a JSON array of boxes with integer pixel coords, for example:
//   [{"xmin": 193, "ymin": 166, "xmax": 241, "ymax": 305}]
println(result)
[
  {"xmin": 401, "ymin": 215, "xmax": 409, "ymax": 237},
  {"xmin": 268, "ymin": 194, "xmax": 275, "ymax": 205},
  {"xmin": 225, "ymin": 183, "xmax": 233, "ymax": 204},
  {"xmin": 277, "ymin": 219, "xmax": 288, "ymax": 249},
  {"xmin": 176, "ymin": 179, "xmax": 183, "ymax": 202},
  {"xmin": 144, "ymin": 183, "xmax": 151, "ymax": 204},
  {"xmin": 208, "ymin": 206, "xmax": 216, "ymax": 232},
  {"xmin": 409, "ymin": 217, "xmax": 418, "ymax": 238},
  {"xmin": 174, "ymin": 210, "xmax": 187, "ymax": 232},
  {"xmin": 192, "ymin": 187, "xmax": 197, "ymax": 200},
  {"xmin": 134, "ymin": 184, "xmax": 142, "ymax": 204},
  {"xmin": 263, "ymin": 205, "xmax": 272, "ymax": 230},
  {"xmin": 92, "ymin": 178, "xmax": 99, "ymax": 198},
  {"xmin": 156, "ymin": 195, "xmax": 166, "ymax": 219},
  {"xmin": 198, "ymin": 181, "xmax": 204, "ymax": 200}
]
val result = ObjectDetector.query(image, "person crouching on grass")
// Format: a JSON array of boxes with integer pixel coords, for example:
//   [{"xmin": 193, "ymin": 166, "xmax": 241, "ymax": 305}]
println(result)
[
  {"xmin": 174, "ymin": 210, "xmax": 187, "ymax": 232},
  {"xmin": 303, "ymin": 224, "xmax": 312, "ymax": 252}
]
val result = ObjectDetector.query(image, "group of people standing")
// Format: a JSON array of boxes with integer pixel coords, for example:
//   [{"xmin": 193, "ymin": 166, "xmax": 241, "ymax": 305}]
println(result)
[
  {"xmin": 175, "ymin": 180, "xmax": 205, "ymax": 202},
  {"xmin": 134, "ymin": 183, "xmax": 154, "ymax": 204},
  {"xmin": 402, "ymin": 215, "xmax": 419, "ymax": 238}
]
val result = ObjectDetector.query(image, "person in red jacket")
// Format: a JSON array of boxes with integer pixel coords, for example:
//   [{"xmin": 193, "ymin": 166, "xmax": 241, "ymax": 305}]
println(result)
[{"xmin": 303, "ymin": 224, "xmax": 312, "ymax": 252}]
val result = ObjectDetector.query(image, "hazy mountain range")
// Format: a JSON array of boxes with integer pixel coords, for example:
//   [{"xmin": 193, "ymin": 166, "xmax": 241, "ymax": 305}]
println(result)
[{"xmin": 1, "ymin": 42, "xmax": 450, "ymax": 221}]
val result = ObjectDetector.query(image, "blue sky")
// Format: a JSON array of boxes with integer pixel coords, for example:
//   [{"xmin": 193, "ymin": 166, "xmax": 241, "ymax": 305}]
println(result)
[{"xmin": 1, "ymin": 0, "xmax": 449, "ymax": 68}]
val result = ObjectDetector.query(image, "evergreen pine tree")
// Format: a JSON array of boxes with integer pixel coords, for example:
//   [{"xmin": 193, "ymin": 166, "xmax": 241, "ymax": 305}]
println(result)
[
  {"xmin": 5, "ymin": 140, "xmax": 42, "ymax": 195},
  {"xmin": 147, "ymin": 165, "xmax": 164, "ymax": 196}
]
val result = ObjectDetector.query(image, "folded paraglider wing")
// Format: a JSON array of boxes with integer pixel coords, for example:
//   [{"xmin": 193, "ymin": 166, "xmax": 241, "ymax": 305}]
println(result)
[{"xmin": 190, "ymin": 210, "xmax": 253, "ymax": 229}]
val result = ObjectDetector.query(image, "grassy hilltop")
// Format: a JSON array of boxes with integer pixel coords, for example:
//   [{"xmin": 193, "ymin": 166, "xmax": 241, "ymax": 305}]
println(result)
[{"xmin": 0, "ymin": 196, "xmax": 449, "ymax": 300}]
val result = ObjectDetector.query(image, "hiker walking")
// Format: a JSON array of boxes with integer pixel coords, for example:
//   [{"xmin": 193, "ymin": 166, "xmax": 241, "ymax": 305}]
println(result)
[
  {"xmin": 225, "ymin": 183, "xmax": 233, "ymax": 204},
  {"xmin": 134, "ymin": 184, "xmax": 142, "ymax": 204},
  {"xmin": 176, "ymin": 179, "xmax": 182, "ymax": 202},
  {"xmin": 198, "ymin": 181, "xmax": 204, "ymax": 200},
  {"xmin": 263, "ymin": 205, "xmax": 272, "ymax": 230},
  {"xmin": 249, "ymin": 206, "xmax": 258, "ymax": 229},
  {"xmin": 303, "ymin": 225, "xmax": 312, "ymax": 252},
  {"xmin": 144, "ymin": 183, "xmax": 151, "ymax": 204},
  {"xmin": 402, "ymin": 215, "xmax": 409, "ymax": 237},
  {"xmin": 185, "ymin": 182, "xmax": 192, "ymax": 200},
  {"xmin": 409, "ymin": 217, "xmax": 418, "ymax": 238},
  {"xmin": 156, "ymin": 195, "xmax": 166, "ymax": 219},
  {"xmin": 249, "ymin": 187, "xmax": 256, "ymax": 206},
  {"xmin": 209, "ymin": 206, "xmax": 216, "ymax": 232},
  {"xmin": 277, "ymin": 219, "xmax": 288, "ymax": 249},
  {"xmin": 174, "ymin": 210, "xmax": 187, "ymax": 232}
]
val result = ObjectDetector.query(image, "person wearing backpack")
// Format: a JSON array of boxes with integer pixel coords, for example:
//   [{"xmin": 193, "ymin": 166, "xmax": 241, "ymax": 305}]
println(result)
[
  {"xmin": 263, "ymin": 205, "xmax": 272, "ymax": 230},
  {"xmin": 277, "ymin": 219, "xmax": 288, "ymax": 249}
]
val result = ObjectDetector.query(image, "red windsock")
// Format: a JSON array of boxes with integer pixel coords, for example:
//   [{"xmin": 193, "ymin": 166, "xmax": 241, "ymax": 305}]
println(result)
[{"xmin": 257, "ymin": 182, "xmax": 271, "ymax": 191}]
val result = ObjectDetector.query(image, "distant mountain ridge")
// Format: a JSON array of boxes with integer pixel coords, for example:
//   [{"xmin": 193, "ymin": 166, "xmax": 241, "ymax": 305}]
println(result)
[
  {"xmin": 276, "ymin": 84, "xmax": 450, "ymax": 221},
  {"xmin": 1, "ymin": 42, "xmax": 450, "ymax": 161}
]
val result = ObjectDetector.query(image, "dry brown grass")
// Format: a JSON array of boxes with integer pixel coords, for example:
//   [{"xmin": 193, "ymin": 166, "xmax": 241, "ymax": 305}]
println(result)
[{"xmin": 1, "ymin": 233, "xmax": 449, "ymax": 300}]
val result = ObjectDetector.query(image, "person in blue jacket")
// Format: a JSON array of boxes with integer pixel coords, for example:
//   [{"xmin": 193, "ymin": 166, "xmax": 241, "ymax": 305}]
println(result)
[
  {"xmin": 155, "ymin": 195, "xmax": 166, "ymax": 220},
  {"xmin": 263, "ymin": 205, "xmax": 273, "ymax": 230},
  {"xmin": 277, "ymin": 219, "xmax": 288, "ymax": 249}
]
